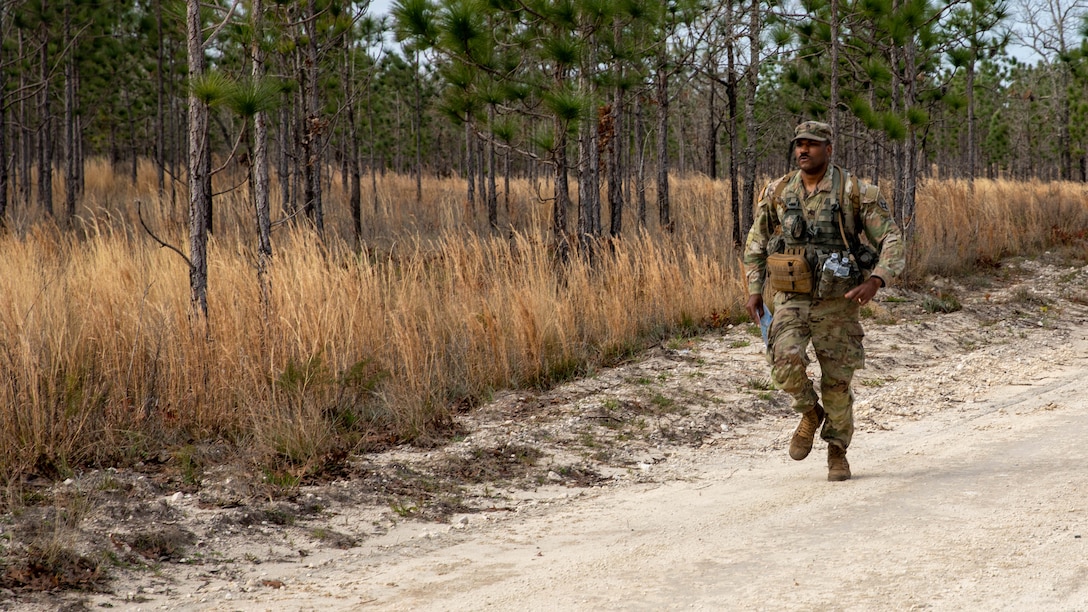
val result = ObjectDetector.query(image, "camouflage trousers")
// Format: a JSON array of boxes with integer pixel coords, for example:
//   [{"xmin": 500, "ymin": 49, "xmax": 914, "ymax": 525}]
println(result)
[{"xmin": 767, "ymin": 292, "xmax": 865, "ymax": 449}]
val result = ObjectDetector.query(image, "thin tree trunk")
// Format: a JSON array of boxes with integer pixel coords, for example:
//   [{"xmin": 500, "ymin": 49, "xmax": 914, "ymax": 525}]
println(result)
[
  {"xmin": 487, "ymin": 105, "xmax": 498, "ymax": 232},
  {"xmin": 635, "ymin": 91, "xmax": 647, "ymax": 227},
  {"xmin": 553, "ymin": 62, "xmax": 571, "ymax": 258},
  {"xmin": 966, "ymin": 59, "xmax": 975, "ymax": 185},
  {"xmin": 156, "ymin": 0, "xmax": 166, "ymax": 196},
  {"xmin": 252, "ymin": 0, "xmax": 273, "ymax": 320},
  {"xmin": 414, "ymin": 49, "xmax": 423, "ymax": 203},
  {"xmin": 726, "ymin": 17, "xmax": 741, "ymax": 246},
  {"xmin": 503, "ymin": 148, "xmax": 510, "ymax": 222},
  {"xmin": 830, "ymin": 0, "xmax": 840, "ymax": 148},
  {"xmin": 345, "ymin": 38, "xmax": 363, "ymax": 246},
  {"xmin": 0, "ymin": 41, "xmax": 7, "ymax": 230},
  {"xmin": 465, "ymin": 117, "xmax": 475, "ymax": 215},
  {"xmin": 18, "ymin": 29, "xmax": 30, "ymax": 211},
  {"xmin": 368, "ymin": 88, "xmax": 379, "ymax": 217},
  {"xmin": 64, "ymin": 5, "xmax": 78, "ymax": 220},
  {"xmin": 608, "ymin": 41, "xmax": 624, "ymax": 237},
  {"xmin": 302, "ymin": 0, "xmax": 324, "ymax": 235},
  {"xmin": 39, "ymin": 9, "xmax": 54, "ymax": 218},
  {"xmin": 187, "ymin": 0, "xmax": 211, "ymax": 317},
  {"xmin": 128, "ymin": 86, "xmax": 138, "ymax": 185},
  {"xmin": 706, "ymin": 69, "xmax": 718, "ymax": 179},
  {"xmin": 554, "ymin": 116, "xmax": 570, "ymax": 258},
  {"xmin": 655, "ymin": 47, "xmax": 671, "ymax": 233},
  {"xmin": 740, "ymin": 0, "xmax": 761, "ymax": 238}
]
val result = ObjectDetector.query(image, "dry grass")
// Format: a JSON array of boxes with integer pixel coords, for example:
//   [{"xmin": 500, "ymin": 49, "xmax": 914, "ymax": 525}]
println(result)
[{"xmin": 0, "ymin": 163, "xmax": 1084, "ymax": 482}]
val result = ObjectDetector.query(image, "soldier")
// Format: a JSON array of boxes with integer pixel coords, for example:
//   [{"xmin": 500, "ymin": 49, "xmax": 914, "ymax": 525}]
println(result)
[{"xmin": 743, "ymin": 121, "xmax": 905, "ymax": 481}]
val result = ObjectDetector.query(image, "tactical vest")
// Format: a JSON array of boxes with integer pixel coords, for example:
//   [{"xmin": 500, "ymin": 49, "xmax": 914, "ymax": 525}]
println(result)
[{"xmin": 777, "ymin": 165, "xmax": 853, "ymax": 253}]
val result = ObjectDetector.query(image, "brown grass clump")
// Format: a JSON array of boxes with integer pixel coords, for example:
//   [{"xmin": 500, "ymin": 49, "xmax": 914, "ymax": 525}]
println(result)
[
  {"xmin": 0, "ymin": 162, "xmax": 1084, "ymax": 484},
  {"xmin": 912, "ymin": 178, "xmax": 1088, "ymax": 275}
]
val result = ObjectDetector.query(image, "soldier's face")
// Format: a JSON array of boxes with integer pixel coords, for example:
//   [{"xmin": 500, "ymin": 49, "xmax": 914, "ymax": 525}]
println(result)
[{"xmin": 794, "ymin": 139, "xmax": 831, "ymax": 175}]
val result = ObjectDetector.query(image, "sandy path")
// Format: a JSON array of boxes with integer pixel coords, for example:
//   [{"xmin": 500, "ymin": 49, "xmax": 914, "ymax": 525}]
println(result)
[{"xmin": 182, "ymin": 334, "xmax": 1088, "ymax": 611}]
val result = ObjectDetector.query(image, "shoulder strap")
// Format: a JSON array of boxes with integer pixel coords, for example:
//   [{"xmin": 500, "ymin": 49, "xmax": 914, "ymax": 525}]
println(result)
[
  {"xmin": 765, "ymin": 170, "xmax": 799, "ymax": 235},
  {"xmin": 834, "ymin": 166, "xmax": 860, "ymax": 251}
]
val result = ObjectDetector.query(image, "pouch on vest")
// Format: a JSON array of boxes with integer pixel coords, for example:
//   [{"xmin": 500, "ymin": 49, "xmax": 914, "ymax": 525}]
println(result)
[
  {"xmin": 815, "ymin": 251, "xmax": 862, "ymax": 299},
  {"xmin": 766, "ymin": 247, "xmax": 813, "ymax": 294}
]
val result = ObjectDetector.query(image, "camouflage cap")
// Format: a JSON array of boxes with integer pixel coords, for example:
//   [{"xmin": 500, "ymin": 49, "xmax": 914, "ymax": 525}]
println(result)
[{"xmin": 793, "ymin": 121, "xmax": 832, "ymax": 143}]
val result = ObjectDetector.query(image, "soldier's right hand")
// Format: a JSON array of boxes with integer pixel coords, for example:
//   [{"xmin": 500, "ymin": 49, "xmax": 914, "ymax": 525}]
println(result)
[{"xmin": 746, "ymin": 294, "xmax": 765, "ymax": 323}]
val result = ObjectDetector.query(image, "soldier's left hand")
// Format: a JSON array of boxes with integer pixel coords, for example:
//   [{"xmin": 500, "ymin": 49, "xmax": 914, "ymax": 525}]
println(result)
[{"xmin": 845, "ymin": 277, "xmax": 882, "ymax": 306}]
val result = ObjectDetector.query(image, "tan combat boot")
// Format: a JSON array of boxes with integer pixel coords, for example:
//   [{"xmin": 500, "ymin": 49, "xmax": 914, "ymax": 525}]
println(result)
[
  {"xmin": 788, "ymin": 403, "xmax": 825, "ymax": 461},
  {"xmin": 827, "ymin": 444, "xmax": 851, "ymax": 481}
]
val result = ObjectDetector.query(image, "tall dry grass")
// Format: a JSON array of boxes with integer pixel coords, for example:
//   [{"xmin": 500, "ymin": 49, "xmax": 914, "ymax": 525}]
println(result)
[
  {"xmin": 1, "ymin": 163, "xmax": 1085, "ymax": 481},
  {"xmin": 913, "ymin": 178, "xmax": 1088, "ymax": 274}
]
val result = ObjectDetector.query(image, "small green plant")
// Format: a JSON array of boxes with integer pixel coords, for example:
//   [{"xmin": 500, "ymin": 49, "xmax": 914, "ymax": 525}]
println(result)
[
  {"xmin": 389, "ymin": 500, "xmax": 418, "ymax": 517},
  {"xmin": 922, "ymin": 294, "xmax": 962, "ymax": 313},
  {"xmin": 730, "ymin": 340, "xmax": 751, "ymax": 348},
  {"xmin": 262, "ymin": 469, "xmax": 301, "ymax": 490},
  {"xmin": 860, "ymin": 378, "xmax": 885, "ymax": 387},
  {"xmin": 578, "ymin": 431, "xmax": 599, "ymax": 448},
  {"xmin": 631, "ymin": 376, "xmax": 654, "ymax": 386},
  {"xmin": 757, "ymin": 391, "xmax": 774, "ymax": 401},
  {"xmin": 666, "ymin": 337, "xmax": 695, "ymax": 351},
  {"xmin": 650, "ymin": 393, "xmax": 675, "ymax": 410},
  {"xmin": 745, "ymin": 377, "xmax": 774, "ymax": 391},
  {"xmin": 601, "ymin": 398, "xmax": 620, "ymax": 411},
  {"xmin": 1011, "ymin": 287, "xmax": 1049, "ymax": 306},
  {"xmin": 860, "ymin": 306, "xmax": 875, "ymax": 319},
  {"xmin": 174, "ymin": 445, "xmax": 203, "ymax": 486}
]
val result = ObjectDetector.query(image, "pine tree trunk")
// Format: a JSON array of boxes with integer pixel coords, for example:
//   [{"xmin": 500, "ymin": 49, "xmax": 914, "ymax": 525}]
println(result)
[
  {"xmin": 302, "ymin": 0, "xmax": 324, "ymax": 235},
  {"xmin": 830, "ymin": 0, "xmax": 840, "ymax": 149},
  {"xmin": 0, "ymin": 49, "xmax": 7, "ymax": 229},
  {"xmin": 18, "ymin": 29, "xmax": 31, "ymax": 211},
  {"xmin": 38, "ymin": 13, "xmax": 53, "ymax": 218},
  {"xmin": 64, "ymin": 6, "xmax": 77, "ymax": 220},
  {"xmin": 553, "ymin": 116, "xmax": 570, "ymax": 258},
  {"xmin": 655, "ymin": 48, "xmax": 671, "ymax": 233},
  {"xmin": 635, "ymin": 91, "xmax": 647, "ymax": 227},
  {"xmin": 156, "ymin": 0, "xmax": 166, "ymax": 196},
  {"xmin": 465, "ymin": 118, "xmax": 475, "ymax": 214},
  {"xmin": 608, "ymin": 75, "xmax": 624, "ymax": 236},
  {"xmin": 740, "ymin": 0, "xmax": 761, "ymax": 238},
  {"xmin": 414, "ymin": 49, "xmax": 423, "ymax": 203},
  {"xmin": 966, "ymin": 59, "xmax": 975, "ymax": 185},
  {"xmin": 367, "ymin": 88, "xmax": 379, "ymax": 217},
  {"xmin": 278, "ymin": 103, "xmax": 291, "ymax": 215},
  {"xmin": 187, "ymin": 0, "xmax": 211, "ymax": 317},
  {"xmin": 252, "ymin": 0, "xmax": 273, "ymax": 307},
  {"xmin": 344, "ymin": 40, "xmax": 362, "ymax": 247},
  {"xmin": 487, "ymin": 105, "xmax": 498, "ymax": 232},
  {"xmin": 726, "ymin": 28, "xmax": 741, "ymax": 246},
  {"xmin": 706, "ymin": 69, "xmax": 718, "ymax": 179}
]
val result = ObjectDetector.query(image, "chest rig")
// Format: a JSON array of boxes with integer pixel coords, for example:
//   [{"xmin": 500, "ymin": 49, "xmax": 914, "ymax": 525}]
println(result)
[{"xmin": 778, "ymin": 166, "xmax": 848, "ymax": 252}]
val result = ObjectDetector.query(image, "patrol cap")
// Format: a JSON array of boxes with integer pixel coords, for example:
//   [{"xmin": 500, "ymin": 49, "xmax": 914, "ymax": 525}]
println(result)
[{"xmin": 793, "ymin": 121, "xmax": 832, "ymax": 143}]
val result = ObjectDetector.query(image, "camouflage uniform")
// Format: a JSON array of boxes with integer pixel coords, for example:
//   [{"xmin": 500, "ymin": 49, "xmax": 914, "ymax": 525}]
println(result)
[{"xmin": 743, "ymin": 122, "xmax": 905, "ymax": 451}]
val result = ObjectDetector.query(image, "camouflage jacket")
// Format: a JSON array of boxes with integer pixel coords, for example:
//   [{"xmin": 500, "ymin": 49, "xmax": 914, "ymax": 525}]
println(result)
[{"xmin": 743, "ymin": 165, "xmax": 905, "ymax": 296}]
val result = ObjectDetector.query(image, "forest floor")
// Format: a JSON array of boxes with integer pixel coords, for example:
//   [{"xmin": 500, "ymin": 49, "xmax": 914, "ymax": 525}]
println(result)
[{"xmin": 4, "ymin": 250, "xmax": 1088, "ymax": 611}]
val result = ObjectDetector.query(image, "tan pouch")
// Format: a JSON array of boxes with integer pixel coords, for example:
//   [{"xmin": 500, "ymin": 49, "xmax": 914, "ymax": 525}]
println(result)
[{"xmin": 767, "ymin": 249, "xmax": 813, "ymax": 294}]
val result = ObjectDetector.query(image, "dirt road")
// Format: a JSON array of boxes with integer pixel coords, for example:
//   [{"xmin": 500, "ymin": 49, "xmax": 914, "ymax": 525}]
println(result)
[
  {"xmin": 203, "ymin": 343, "xmax": 1088, "ymax": 611},
  {"xmin": 16, "ymin": 256, "xmax": 1087, "ymax": 611}
]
